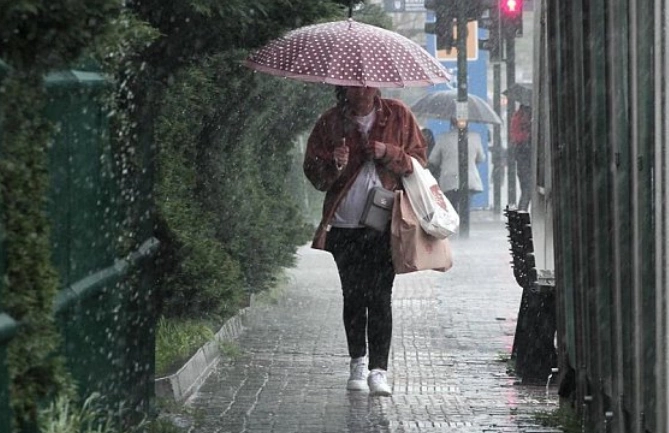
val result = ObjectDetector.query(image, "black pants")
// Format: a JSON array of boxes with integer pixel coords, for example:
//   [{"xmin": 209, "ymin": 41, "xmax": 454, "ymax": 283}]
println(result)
[
  {"xmin": 515, "ymin": 144, "xmax": 532, "ymax": 211},
  {"xmin": 325, "ymin": 227, "xmax": 395, "ymax": 370}
]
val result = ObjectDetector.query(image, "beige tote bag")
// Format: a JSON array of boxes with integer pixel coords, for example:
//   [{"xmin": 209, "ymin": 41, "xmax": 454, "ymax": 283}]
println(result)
[{"xmin": 391, "ymin": 190, "xmax": 453, "ymax": 274}]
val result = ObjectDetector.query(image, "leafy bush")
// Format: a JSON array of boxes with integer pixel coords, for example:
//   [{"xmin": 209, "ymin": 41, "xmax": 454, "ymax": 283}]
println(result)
[
  {"xmin": 0, "ymin": 0, "xmax": 122, "ymax": 71},
  {"xmin": 153, "ymin": 50, "xmax": 334, "ymax": 318},
  {"xmin": 154, "ymin": 61, "xmax": 245, "ymax": 319},
  {"xmin": 0, "ymin": 74, "xmax": 70, "ymax": 431}
]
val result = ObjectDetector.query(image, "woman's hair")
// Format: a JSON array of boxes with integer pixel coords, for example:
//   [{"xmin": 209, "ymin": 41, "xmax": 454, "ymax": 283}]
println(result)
[
  {"xmin": 335, "ymin": 86, "xmax": 348, "ymax": 108},
  {"xmin": 334, "ymin": 86, "xmax": 382, "ymax": 108}
]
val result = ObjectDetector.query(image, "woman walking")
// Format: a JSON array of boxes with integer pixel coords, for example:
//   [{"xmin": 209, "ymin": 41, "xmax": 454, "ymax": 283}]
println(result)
[{"xmin": 303, "ymin": 86, "xmax": 426, "ymax": 396}]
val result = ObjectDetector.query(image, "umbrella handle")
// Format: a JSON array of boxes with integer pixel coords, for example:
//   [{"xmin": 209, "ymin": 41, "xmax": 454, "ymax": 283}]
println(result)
[{"xmin": 348, "ymin": 1, "xmax": 353, "ymax": 18}]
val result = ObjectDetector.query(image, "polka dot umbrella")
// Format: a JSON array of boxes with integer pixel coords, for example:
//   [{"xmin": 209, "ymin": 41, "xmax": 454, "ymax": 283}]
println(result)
[{"xmin": 244, "ymin": 19, "xmax": 451, "ymax": 88}]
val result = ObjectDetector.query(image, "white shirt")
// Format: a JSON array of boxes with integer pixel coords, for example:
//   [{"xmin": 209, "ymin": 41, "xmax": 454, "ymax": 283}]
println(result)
[{"xmin": 331, "ymin": 110, "xmax": 380, "ymax": 228}]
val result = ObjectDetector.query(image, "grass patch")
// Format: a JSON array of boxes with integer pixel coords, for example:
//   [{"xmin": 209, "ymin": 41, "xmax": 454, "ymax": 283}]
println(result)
[
  {"xmin": 155, "ymin": 317, "xmax": 216, "ymax": 376},
  {"xmin": 218, "ymin": 341, "xmax": 243, "ymax": 360},
  {"xmin": 143, "ymin": 418, "xmax": 186, "ymax": 433},
  {"xmin": 534, "ymin": 406, "xmax": 581, "ymax": 433},
  {"xmin": 38, "ymin": 392, "xmax": 181, "ymax": 433},
  {"xmin": 39, "ymin": 393, "xmax": 117, "ymax": 433},
  {"xmin": 39, "ymin": 391, "xmax": 197, "ymax": 433}
]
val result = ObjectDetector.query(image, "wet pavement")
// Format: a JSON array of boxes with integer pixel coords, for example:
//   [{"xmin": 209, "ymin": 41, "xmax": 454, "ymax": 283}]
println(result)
[{"xmin": 180, "ymin": 213, "xmax": 562, "ymax": 432}]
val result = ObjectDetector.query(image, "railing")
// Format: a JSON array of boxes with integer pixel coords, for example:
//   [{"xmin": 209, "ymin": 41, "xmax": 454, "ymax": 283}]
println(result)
[
  {"xmin": 0, "ymin": 65, "xmax": 158, "ymax": 431},
  {"xmin": 53, "ymin": 237, "xmax": 159, "ymax": 419}
]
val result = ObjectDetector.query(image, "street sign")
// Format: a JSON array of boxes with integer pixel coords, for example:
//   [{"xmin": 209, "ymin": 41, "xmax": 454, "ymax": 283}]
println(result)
[
  {"xmin": 384, "ymin": 0, "xmax": 426, "ymax": 12},
  {"xmin": 456, "ymin": 101, "xmax": 469, "ymax": 121},
  {"xmin": 405, "ymin": 0, "xmax": 426, "ymax": 12}
]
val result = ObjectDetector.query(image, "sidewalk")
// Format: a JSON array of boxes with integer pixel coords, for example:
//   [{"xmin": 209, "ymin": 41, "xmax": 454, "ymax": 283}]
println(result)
[{"xmin": 181, "ymin": 213, "xmax": 561, "ymax": 432}]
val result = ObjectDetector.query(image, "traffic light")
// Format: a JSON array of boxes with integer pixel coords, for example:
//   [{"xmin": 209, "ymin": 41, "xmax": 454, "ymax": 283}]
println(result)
[
  {"xmin": 500, "ymin": 0, "xmax": 523, "ymax": 37},
  {"xmin": 477, "ymin": 0, "xmax": 501, "ymax": 62},
  {"xmin": 424, "ymin": 0, "xmax": 456, "ymax": 52}
]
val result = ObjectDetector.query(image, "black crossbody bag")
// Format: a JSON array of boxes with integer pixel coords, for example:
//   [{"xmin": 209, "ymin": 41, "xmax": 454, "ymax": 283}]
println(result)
[{"xmin": 359, "ymin": 186, "xmax": 395, "ymax": 232}]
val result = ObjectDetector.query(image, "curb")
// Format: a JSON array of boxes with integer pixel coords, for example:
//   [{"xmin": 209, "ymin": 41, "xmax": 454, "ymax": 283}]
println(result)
[{"xmin": 154, "ymin": 303, "xmax": 250, "ymax": 402}]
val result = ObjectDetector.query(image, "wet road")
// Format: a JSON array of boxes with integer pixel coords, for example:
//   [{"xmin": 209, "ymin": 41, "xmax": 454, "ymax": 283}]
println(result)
[{"xmin": 178, "ymin": 216, "xmax": 562, "ymax": 433}]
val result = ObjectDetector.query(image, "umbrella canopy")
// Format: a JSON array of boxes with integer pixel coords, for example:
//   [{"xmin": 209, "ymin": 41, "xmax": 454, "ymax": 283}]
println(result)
[
  {"xmin": 503, "ymin": 82, "xmax": 533, "ymax": 105},
  {"xmin": 411, "ymin": 90, "xmax": 502, "ymax": 124},
  {"xmin": 244, "ymin": 19, "xmax": 451, "ymax": 88}
]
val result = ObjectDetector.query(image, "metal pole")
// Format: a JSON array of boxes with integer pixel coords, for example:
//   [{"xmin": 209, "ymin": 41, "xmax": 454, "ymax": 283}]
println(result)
[
  {"xmin": 492, "ymin": 62, "xmax": 502, "ymax": 215},
  {"xmin": 506, "ymin": 34, "xmax": 517, "ymax": 207},
  {"xmin": 456, "ymin": 0, "xmax": 469, "ymax": 238}
]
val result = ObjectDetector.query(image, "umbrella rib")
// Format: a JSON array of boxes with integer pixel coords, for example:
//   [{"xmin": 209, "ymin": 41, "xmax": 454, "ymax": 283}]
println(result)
[{"xmin": 355, "ymin": 26, "xmax": 369, "ymax": 86}]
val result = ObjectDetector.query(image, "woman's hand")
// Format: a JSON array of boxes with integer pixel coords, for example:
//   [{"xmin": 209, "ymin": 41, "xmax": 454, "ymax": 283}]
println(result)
[{"xmin": 367, "ymin": 140, "xmax": 387, "ymax": 159}]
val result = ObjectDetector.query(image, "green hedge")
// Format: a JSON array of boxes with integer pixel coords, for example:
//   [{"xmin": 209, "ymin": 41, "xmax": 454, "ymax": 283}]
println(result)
[
  {"xmin": 153, "ymin": 51, "xmax": 334, "ymax": 319},
  {"xmin": 0, "ymin": 73, "xmax": 71, "ymax": 431}
]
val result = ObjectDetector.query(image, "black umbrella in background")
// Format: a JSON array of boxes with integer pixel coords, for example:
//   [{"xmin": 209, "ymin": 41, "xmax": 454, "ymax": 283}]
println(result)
[
  {"xmin": 411, "ymin": 90, "xmax": 502, "ymax": 124},
  {"xmin": 503, "ymin": 82, "xmax": 533, "ymax": 106}
]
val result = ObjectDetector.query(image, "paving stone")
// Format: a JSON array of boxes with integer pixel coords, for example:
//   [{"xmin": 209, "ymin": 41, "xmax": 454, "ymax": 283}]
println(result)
[{"xmin": 181, "ymin": 217, "xmax": 563, "ymax": 433}]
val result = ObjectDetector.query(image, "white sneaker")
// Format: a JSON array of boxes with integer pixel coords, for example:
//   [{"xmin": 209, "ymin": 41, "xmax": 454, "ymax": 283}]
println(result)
[
  {"xmin": 347, "ymin": 357, "xmax": 369, "ymax": 391},
  {"xmin": 367, "ymin": 369, "xmax": 392, "ymax": 396}
]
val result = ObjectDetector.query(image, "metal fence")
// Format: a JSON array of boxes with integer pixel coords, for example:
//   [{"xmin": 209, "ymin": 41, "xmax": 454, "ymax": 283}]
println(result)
[
  {"xmin": 535, "ymin": 0, "xmax": 668, "ymax": 432},
  {"xmin": 0, "ymin": 67, "xmax": 158, "ymax": 430},
  {"xmin": 44, "ymin": 69, "xmax": 159, "ymax": 424}
]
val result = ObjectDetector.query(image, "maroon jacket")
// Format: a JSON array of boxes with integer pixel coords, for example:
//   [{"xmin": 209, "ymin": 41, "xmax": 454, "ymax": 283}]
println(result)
[
  {"xmin": 303, "ymin": 96, "xmax": 427, "ymax": 250},
  {"xmin": 510, "ymin": 106, "xmax": 531, "ymax": 145}
]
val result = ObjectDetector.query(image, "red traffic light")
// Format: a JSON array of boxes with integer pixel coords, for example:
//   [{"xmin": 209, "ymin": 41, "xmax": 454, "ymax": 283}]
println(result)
[{"xmin": 500, "ymin": 0, "xmax": 522, "ymax": 16}]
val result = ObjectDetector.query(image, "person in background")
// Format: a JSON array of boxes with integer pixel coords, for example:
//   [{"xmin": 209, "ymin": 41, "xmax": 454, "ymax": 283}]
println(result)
[
  {"xmin": 421, "ymin": 127, "xmax": 436, "ymax": 156},
  {"xmin": 510, "ymin": 104, "xmax": 532, "ymax": 211},
  {"xmin": 303, "ymin": 85, "xmax": 426, "ymax": 396},
  {"xmin": 428, "ymin": 119, "xmax": 485, "ymax": 214},
  {"xmin": 421, "ymin": 127, "xmax": 439, "ymax": 179}
]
